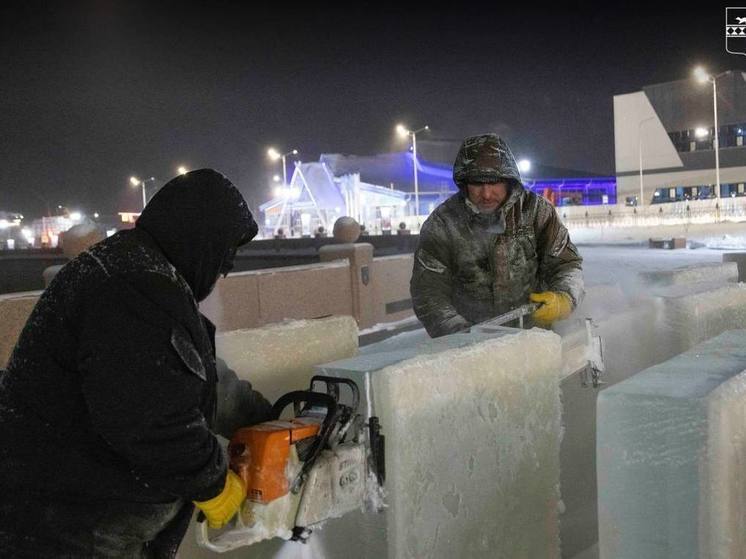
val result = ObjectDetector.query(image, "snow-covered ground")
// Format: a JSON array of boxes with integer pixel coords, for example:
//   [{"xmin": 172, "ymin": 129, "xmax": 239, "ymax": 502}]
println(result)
[
  {"xmin": 569, "ymin": 220, "xmax": 746, "ymax": 248},
  {"xmin": 579, "ymin": 245, "xmax": 729, "ymax": 288}
]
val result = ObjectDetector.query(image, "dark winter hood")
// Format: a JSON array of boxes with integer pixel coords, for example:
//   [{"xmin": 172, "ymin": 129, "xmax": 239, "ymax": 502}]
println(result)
[
  {"xmin": 453, "ymin": 134, "xmax": 523, "ymax": 190},
  {"xmin": 136, "ymin": 169, "xmax": 258, "ymax": 302}
]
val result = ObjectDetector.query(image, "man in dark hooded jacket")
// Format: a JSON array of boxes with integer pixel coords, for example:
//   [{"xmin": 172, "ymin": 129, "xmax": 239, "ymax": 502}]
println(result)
[
  {"xmin": 411, "ymin": 134, "xmax": 584, "ymax": 337},
  {"xmin": 0, "ymin": 169, "xmax": 271, "ymax": 557}
]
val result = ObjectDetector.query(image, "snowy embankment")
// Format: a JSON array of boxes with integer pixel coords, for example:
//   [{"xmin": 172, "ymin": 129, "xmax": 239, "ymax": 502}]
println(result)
[{"xmin": 569, "ymin": 220, "xmax": 746, "ymax": 249}]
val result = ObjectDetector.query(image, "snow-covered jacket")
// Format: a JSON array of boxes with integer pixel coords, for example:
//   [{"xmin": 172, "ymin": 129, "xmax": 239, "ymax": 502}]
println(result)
[{"xmin": 411, "ymin": 135, "xmax": 584, "ymax": 337}]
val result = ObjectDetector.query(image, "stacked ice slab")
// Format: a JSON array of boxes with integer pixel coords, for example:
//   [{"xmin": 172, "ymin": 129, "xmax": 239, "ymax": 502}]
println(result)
[
  {"xmin": 639, "ymin": 261, "xmax": 738, "ymax": 287},
  {"xmin": 597, "ymin": 330, "xmax": 746, "ymax": 559},
  {"xmin": 319, "ymin": 327, "xmax": 563, "ymax": 559},
  {"xmin": 215, "ymin": 316, "xmax": 358, "ymax": 402},
  {"xmin": 653, "ymin": 282, "xmax": 746, "ymax": 357}
]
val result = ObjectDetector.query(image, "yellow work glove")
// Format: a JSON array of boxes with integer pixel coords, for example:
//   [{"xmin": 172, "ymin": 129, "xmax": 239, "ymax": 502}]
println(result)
[
  {"xmin": 194, "ymin": 470, "xmax": 246, "ymax": 529},
  {"xmin": 529, "ymin": 291, "xmax": 573, "ymax": 326}
]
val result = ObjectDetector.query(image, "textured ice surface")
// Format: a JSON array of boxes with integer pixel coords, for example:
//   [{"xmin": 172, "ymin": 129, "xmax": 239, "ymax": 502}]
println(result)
[
  {"xmin": 639, "ymin": 261, "xmax": 738, "ymax": 286},
  {"xmin": 323, "ymin": 329, "xmax": 514, "ymax": 420},
  {"xmin": 597, "ymin": 330, "xmax": 746, "ymax": 559},
  {"xmin": 215, "ymin": 316, "xmax": 358, "ymax": 402},
  {"xmin": 322, "ymin": 328, "xmax": 563, "ymax": 559},
  {"xmin": 656, "ymin": 282, "xmax": 746, "ymax": 355}
]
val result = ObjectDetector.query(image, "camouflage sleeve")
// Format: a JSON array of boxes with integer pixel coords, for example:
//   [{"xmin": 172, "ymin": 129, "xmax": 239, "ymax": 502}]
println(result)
[
  {"xmin": 410, "ymin": 215, "xmax": 472, "ymax": 337},
  {"xmin": 534, "ymin": 199, "xmax": 585, "ymax": 308}
]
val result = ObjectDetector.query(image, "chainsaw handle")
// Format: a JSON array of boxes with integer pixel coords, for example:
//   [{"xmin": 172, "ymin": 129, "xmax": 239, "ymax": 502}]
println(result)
[
  {"xmin": 310, "ymin": 375, "xmax": 360, "ymax": 413},
  {"xmin": 270, "ymin": 390, "xmax": 338, "ymax": 422}
]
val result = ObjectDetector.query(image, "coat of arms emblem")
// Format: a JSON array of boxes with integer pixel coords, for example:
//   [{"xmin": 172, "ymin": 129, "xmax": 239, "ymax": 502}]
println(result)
[{"xmin": 727, "ymin": 8, "xmax": 746, "ymax": 55}]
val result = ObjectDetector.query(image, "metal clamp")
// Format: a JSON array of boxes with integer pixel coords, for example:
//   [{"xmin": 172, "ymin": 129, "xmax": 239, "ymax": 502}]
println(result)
[{"xmin": 579, "ymin": 318, "xmax": 605, "ymax": 388}]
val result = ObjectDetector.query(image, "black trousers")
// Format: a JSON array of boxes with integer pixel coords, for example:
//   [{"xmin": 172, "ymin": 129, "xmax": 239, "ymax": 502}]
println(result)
[{"xmin": 0, "ymin": 493, "xmax": 192, "ymax": 558}]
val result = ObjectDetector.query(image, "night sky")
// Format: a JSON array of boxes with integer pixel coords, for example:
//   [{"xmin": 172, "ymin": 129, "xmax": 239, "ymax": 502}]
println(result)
[{"xmin": 0, "ymin": 3, "xmax": 736, "ymax": 217}]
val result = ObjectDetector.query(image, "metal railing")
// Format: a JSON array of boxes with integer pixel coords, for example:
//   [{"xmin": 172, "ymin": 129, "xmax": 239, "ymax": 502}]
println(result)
[{"xmin": 558, "ymin": 197, "xmax": 746, "ymax": 229}]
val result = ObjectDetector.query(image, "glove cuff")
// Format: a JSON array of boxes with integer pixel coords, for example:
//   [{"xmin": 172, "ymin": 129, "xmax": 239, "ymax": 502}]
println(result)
[{"xmin": 194, "ymin": 470, "xmax": 245, "ymax": 514}]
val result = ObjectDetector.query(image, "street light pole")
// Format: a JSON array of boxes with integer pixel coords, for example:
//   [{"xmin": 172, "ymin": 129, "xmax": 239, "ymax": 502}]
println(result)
[
  {"xmin": 712, "ymin": 77, "xmax": 721, "ymax": 201},
  {"xmin": 396, "ymin": 124, "xmax": 429, "ymax": 220},
  {"xmin": 268, "ymin": 148, "xmax": 299, "ymax": 186},
  {"xmin": 412, "ymin": 131, "xmax": 419, "ymax": 217},
  {"xmin": 130, "ymin": 176, "xmax": 155, "ymax": 210},
  {"xmin": 694, "ymin": 67, "xmax": 726, "ymax": 201},
  {"xmin": 267, "ymin": 147, "xmax": 299, "ymax": 234},
  {"xmin": 638, "ymin": 117, "xmax": 655, "ymax": 206}
]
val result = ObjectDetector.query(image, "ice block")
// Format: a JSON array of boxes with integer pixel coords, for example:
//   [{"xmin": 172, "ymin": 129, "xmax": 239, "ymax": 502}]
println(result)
[
  {"xmin": 597, "ymin": 330, "xmax": 746, "ymax": 559},
  {"xmin": 639, "ymin": 261, "xmax": 738, "ymax": 286},
  {"xmin": 321, "ymin": 327, "xmax": 563, "ymax": 558},
  {"xmin": 216, "ymin": 316, "xmax": 358, "ymax": 403},
  {"xmin": 655, "ymin": 282, "xmax": 746, "ymax": 356}
]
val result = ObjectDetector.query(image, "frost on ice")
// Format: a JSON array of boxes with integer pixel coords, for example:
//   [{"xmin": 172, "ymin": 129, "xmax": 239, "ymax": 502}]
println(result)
[
  {"xmin": 598, "ymin": 330, "xmax": 746, "ymax": 559},
  {"xmin": 321, "ymin": 327, "xmax": 563, "ymax": 559},
  {"xmin": 215, "ymin": 316, "xmax": 359, "ymax": 403}
]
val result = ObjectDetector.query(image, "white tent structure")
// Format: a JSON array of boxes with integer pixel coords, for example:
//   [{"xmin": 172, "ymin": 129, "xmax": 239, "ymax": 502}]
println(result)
[{"xmin": 260, "ymin": 161, "xmax": 407, "ymax": 237}]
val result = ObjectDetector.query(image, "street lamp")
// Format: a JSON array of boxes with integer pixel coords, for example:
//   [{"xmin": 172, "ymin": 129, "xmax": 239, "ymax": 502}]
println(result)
[
  {"xmin": 693, "ymin": 67, "xmax": 726, "ymax": 201},
  {"xmin": 517, "ymin": 159, "xmax": 531, "ymax": 174},
  {"xmin": 638, "ymin": 116, "xmax": 656, "ymax": 206},
  {"xmin": 395, "ymin": 123, "xmax": 429, "ymax": 219},
  {"xmin": 130, "ymin": 176, "xmax": 156, "ymax": 209},
  {"xmin": 267, "ymin": 147, "xmax": 299, "ymax": 186},
  {"xmin": 177, "ymin": 166, "xmax": 188, "ymax": 175}
]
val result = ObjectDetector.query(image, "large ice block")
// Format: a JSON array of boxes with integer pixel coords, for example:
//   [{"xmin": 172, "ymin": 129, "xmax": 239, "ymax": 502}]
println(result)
[
  {"xmin": 639, "ymin": 261, "xmax": 738, "ymax": 286},
  {"xmin": 655, "ymin": 282, "xmax": 746, "ymax": 355},
  {"xmin": 597, "ymin": 330, "xmax": 746, "ymax": 559},
  {"xmin": 322, "ymin": 327, "xmax": 563, "ymax": 559},
  {"xmin": 215, "ymin": 316, "xmax": 358, "ymax": 403}
]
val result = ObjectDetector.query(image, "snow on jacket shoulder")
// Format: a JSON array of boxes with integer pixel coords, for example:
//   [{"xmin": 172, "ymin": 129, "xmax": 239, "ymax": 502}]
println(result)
[{"xmin": 411, "ymin": 189, "xmax": 584, "ymax": 337}]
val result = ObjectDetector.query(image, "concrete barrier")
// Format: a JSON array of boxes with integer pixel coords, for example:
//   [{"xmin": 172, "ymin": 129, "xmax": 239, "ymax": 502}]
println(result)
[
  {"xmin": 0, "ymin": 250, "xmax": 418, "ymax": 366},
  {"xmin": 0, "ymin": 291, "xmax": 42, "ymax": 367},
  {"xmin": 202, "ymin": 260, "xmax": 355, "ymax": 331},
  {"xmin": 371, "ymin": 254, "xmax": 414, "ymax": 324},
  {"xmin": 723, "ymin": 252, "xmax": 746, "ymax": 282}
]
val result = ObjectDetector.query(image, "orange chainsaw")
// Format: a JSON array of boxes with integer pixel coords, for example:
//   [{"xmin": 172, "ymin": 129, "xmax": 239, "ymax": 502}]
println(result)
[{"xmin": 196, "ymin": 376, "xmax": 385, "ymax": 552}]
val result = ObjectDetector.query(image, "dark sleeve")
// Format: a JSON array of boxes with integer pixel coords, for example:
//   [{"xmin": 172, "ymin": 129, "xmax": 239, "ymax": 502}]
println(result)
[
  {"xmin": 410, "ymin": 214, "xmax": 472, "ymax": 337},
  {"xmin": 213, "ymin": 357, "xmax": 272, "ymax": 439},
  {"xmin": 534, "ymin": 198, "xmax": 585, "ymax": 307},
  {"xmin": 77, "ymin": 274, "xmax": 226, "ymax": 502}
]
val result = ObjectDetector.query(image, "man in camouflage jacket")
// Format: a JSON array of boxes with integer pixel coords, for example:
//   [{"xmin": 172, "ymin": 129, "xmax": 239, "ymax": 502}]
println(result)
[{"xmin": 411, "ymin": 134, "xmax": 584, "ymax": 338}]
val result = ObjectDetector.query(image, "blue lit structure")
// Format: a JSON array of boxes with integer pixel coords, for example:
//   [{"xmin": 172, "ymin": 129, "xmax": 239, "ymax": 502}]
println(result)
[
  {"xmin": 523, "ymin": 177, "xmax": 618, "ymax": 206},
  {"xmin": 321, "ymin": 152, "xmax": 617, "ymax": 213}
]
